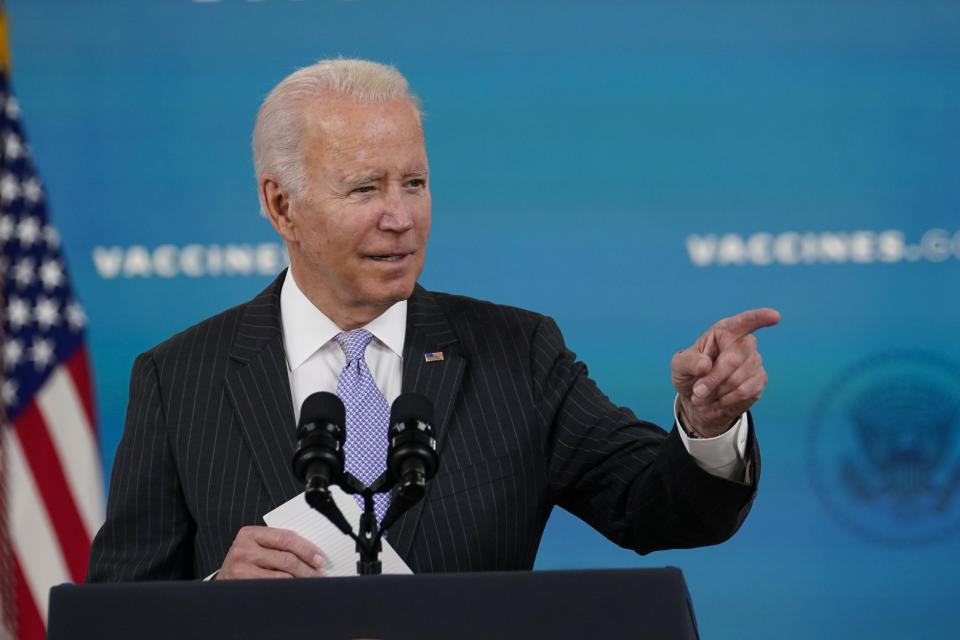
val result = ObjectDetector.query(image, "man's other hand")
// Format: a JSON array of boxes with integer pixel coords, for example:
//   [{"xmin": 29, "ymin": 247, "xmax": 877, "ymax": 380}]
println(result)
[
  {"xmin": 215, "ymin": 526, "xmax": 326, "ymax": 579},
  {"xmin": 672, "ymin": 308, "xmax": 781, "ymax": 438}
]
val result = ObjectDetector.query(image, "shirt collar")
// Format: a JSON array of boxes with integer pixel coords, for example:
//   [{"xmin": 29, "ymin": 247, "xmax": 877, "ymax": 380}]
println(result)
[{"xmin": 279, "ymin": 269, "xmax": 407, "ymax": 371}]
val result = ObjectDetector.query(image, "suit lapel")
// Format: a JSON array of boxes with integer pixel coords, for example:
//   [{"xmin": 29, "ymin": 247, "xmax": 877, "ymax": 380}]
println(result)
[
  {"xmin": 223, "ymin": 272, "xmax": 302, "ymax": 508},
  {"xmin": 389, "ymin": 285, "xmax": 466, "ymax": 558}
]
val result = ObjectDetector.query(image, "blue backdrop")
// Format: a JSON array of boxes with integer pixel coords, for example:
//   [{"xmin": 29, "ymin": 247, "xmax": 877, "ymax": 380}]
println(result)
[{"xmin": 8, "ymin": 1, "xmax": 960, "ymax": 637}]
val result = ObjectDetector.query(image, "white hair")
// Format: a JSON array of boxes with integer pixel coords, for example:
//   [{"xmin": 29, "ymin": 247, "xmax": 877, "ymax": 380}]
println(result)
[{"xmin": 252, "ymin": 58, "xmax": 422, "ymax": 216}]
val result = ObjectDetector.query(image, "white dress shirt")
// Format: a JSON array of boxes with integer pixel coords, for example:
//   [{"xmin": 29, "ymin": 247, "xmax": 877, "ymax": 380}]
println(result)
[
  {"xmin": 280, "ymin": 269, "xmax": 749, "ymax": 483},
  {"xmin": 281, "ymin": 270, "xmax": 406, "ymax": 421}
]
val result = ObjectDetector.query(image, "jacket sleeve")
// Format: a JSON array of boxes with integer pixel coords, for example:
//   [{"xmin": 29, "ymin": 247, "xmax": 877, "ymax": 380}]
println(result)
[
  {"xmin": 86, "ymin": 352, "xmax": 197, "ymax": 581},
  {"xmin": 533, "ymin": 315, "xmax": 759, "ymax": 554}
]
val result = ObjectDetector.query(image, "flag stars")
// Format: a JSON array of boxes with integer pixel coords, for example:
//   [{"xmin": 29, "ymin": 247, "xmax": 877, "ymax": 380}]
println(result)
[
  {"xmin": 0, "ymin": 87, "xmax": 89, "ymax": 414},
  {"xmin": 0, "ymin": 172, "xmax": 20, "ymax": 203},
  {"xmin": 2, "ymin": 379, "xmax": 17, "ymax": 405},
  {"xmin": 11, "ymin": 256, "xmax": 35, "ymax": 287},
  {"xmin": 66, "ymin": 300, "xmax": 87, "ymax": 331},
  {"xmin": 42, "ymin": 224, "xmax": 59, "ymax": 248},
  {"xmin": 35, "ymin": 296, "xmax": 61, "ymax": 330},
  {"xmin": 4, "ymin": 95, "xmax": 19, "ymax": 119},
  {"xmin": 16, "ymin": 216, "xmax": 40, "ymax": 246},
  {"xmin": 24, "ymin": 177, "xmax": 43, "ymax": 204},
  {"xmin": 6, "ymin": 296, "xmax": 31, "ymax": 330},
  {"xmin": 30, "ymin": 337, "xmax": 55, "ymax": 369},
  {"xmin": 3, "ymin": 338, "xmax": 23, "ymax": 368},
  {"xmin": 0, "ymin": 213, "xmax": 13, "ymax": 240},
  {"xmin": 4, "ymin": 131, "xmax": 24, "ymax": 159},
  {"xmin": 40, "ymin": 258, "xmax": 64, "ymax": 290}
]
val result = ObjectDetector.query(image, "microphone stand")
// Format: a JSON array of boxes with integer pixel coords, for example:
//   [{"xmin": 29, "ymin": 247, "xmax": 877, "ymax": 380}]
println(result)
[
  {"xmin": 320, "ymin": 473, "xmax": 401, "ymax": 576},
  {"xmin": 304, "ymin": 482, "xmax": 384, "ymax": 574},
  {"xmin": 355, "ymin": 488, "xmax": 383, "ymax": 575},
  {"xmin": 304, "ymin": 469, "xmax": 427, "ymax": 575}
]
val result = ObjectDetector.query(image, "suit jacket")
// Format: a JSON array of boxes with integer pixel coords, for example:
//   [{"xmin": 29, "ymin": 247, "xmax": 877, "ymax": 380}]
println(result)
[{"xmin": 87, "ymin": 272, "xmax": 759, "ymax": 581}]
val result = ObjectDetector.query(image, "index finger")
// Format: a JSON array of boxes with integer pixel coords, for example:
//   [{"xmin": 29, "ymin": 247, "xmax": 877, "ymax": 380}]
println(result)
[{"xmin": 720, "ymin": 308, "xmax": 781, "ymax": 341}]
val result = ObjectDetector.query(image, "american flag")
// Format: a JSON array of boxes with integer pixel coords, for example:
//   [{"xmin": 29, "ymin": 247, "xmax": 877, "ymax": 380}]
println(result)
[{"xmin": 0, "ymin": 15, "xmax": 104, "ymax": 640}]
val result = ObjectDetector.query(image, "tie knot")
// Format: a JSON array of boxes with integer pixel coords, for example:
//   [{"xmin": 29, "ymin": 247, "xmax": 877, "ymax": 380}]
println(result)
[{"xmin": 335, "ymin": 329, "xmax": 375, "ymax": 362}]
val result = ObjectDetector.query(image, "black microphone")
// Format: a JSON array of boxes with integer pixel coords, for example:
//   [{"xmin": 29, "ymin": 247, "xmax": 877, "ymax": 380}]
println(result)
[
  {"xmin": 379, "ymin": 393, "xmax": 438, "ymax": 532},
  {"xmin": 291, "ymin": 391, "xmax": 353, "ymax": 535}
]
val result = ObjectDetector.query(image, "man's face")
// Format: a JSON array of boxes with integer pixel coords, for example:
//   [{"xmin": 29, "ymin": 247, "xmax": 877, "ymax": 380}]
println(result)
[{"xmin": 282, "ymin": 96, "xmax": 431, "ymax": 327}]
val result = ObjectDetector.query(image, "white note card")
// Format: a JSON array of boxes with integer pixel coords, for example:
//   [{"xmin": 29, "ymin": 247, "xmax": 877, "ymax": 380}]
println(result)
[{"xmin": 263, "ymin": 488, "xmax": 412, "ymax": 577}]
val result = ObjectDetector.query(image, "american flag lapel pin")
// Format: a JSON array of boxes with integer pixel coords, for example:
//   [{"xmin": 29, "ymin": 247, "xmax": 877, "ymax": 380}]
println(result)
[{"xmin": 424, "ymin": 352, "xmax": 444, "ymax": 363}]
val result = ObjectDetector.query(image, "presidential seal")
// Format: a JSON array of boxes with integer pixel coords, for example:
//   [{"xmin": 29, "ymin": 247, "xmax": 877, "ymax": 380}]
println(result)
[{"xmin": 808, "ymin": 350, "xmax": 960, "ymax": 546}]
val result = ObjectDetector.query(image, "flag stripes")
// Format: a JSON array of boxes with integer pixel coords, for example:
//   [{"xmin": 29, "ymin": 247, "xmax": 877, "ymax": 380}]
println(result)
[
  {"xmin": 36, "ymin": 358, "xmax": 103, "ymax": 538},
  {"xmin": 4, "ymin": 347, "xmax": 100, "ymax": 634},
  {"xmin": 63, "ymin": 348, "xmax": 95, "ymax": 431},
  {"xmin": 13, "ymin": 396, "xmax": 92, "ymax": 584},
  {"xmin": 5, "ymin": 429, "xmax": 70, "ymax": 621},
  {"xmin": 11, "ymin": 559, "xmax": 40, "ymax": 640}
]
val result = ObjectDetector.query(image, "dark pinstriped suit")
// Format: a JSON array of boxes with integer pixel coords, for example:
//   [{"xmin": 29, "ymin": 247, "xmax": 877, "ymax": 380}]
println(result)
[{"xmin": 87, "ymin": 271, "xmax": 758, "ymax": 581}]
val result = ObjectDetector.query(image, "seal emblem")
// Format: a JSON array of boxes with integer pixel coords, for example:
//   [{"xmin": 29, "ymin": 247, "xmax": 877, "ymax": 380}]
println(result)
[{"xmin": 808, "ymin": 350, "xmax": 960, "ymax": 546}]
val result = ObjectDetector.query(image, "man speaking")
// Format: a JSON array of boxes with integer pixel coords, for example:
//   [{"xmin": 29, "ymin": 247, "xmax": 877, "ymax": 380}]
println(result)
[{"xmin": 86, "ymin": 59, "xmax": 779, "ymax": 581}]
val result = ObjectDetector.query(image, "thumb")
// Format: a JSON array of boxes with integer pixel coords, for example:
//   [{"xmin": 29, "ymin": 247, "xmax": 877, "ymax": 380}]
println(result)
[{"xmin": 671, "ymin": 349, "xmax": 712, "ymax": 394}]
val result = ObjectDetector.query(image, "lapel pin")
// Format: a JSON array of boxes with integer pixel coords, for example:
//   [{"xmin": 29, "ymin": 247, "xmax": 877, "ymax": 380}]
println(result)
[{"xmin": 424, "ymin": 352, "xmax": 444, "ymax": 362}]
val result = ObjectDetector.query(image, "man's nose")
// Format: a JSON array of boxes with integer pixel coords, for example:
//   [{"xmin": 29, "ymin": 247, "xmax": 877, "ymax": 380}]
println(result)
[{"xmin": 378, "ymin": 185, "xmax": 414, "ymax": 232}]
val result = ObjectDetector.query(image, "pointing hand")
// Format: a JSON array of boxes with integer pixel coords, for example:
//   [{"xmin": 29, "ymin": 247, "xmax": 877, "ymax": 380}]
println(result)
[{"xmin": 671, "ymin": 308, "xmax": 780, "ymax": 437}]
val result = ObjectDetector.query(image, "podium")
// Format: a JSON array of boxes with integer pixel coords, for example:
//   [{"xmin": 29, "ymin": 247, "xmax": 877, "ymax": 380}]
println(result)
[{"xmin": 48, "ymin": 568, "xmax": 700, "ymax": 639}]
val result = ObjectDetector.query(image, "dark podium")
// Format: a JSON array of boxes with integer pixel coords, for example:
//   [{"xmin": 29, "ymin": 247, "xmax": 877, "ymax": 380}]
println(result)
[{"xmin": 48, "ymin": 568, "xmax": 699, "ymax": 639}]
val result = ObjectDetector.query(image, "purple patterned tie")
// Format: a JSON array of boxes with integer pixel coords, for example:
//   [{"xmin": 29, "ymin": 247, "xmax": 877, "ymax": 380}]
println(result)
[{"xmin": 335, "ymin": 329, "xmax": 391, "ymax": 524}]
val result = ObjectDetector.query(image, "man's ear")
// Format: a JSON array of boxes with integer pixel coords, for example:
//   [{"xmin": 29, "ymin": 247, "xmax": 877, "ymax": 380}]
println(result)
[{"xmin": 260, "ymin": 175, "xmax": 298, "ymax": 242}]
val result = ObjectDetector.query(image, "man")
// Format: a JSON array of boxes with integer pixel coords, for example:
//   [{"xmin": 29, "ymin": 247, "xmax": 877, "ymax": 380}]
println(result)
[{"xmin": 87, "ymin": 59, "xmax": 778, "ymax": 581}]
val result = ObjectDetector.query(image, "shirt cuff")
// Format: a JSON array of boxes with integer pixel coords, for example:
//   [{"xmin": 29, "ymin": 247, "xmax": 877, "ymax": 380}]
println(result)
[{"xmin": 674, "ymin": 395, "xmax": 749, "ymax": 483}]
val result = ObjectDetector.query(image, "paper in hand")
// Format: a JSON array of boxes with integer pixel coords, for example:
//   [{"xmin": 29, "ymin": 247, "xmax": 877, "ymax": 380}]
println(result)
[{"xmin": 263, "ymin": 487, "xmax": 413, "ymax": 577}]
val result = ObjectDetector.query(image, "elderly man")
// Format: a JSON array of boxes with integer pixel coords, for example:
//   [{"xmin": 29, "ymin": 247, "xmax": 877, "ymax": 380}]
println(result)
[{"xmin": 87, "ymin": 59, "xmax": 778, "ymax": 581}]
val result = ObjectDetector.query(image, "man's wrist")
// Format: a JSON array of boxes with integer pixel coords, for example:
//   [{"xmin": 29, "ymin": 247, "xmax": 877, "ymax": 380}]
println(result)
[
  {"xmin": 680, "ymin": 416, "xmax": 703, "ymax": 439},
  {"xmin": 676, "ymin": 397, "xmax": 706, "ymax": 438},
  {"xmin": 674, "ymin": 395, "xmax": 750, "ymax": 482},
  {"xmin": 676, "ymin": 396, "xmax": 738, "ymax": 438}
]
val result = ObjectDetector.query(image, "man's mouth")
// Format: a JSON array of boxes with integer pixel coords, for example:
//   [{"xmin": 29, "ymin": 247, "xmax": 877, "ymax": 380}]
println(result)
[{"xmin": 368, "ymin": 253, "xmax": 410, "ymax": 262}]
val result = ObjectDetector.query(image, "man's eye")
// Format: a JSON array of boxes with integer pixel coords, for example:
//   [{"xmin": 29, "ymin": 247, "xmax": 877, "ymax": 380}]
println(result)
[
  {"xmin": 352, "ymin": 186, "xmax": 375, "ymax": 195},
  {"xmin": 406, "ymin": 179, "xmax": 426, "ymax": 189}
]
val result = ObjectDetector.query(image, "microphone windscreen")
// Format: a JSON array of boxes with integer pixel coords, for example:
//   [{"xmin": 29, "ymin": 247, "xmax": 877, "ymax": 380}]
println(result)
[
  {"xmin": 299, "ymin": 391, "xmax": 345, "ymax": 428},
  {"xmin": 390, "ymin": 393, "xmax": 434, "ymax": 426}
]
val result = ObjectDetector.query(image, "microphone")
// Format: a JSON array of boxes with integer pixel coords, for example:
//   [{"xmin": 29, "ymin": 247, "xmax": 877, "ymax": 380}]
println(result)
[
  {"xmin": 291, "ymin": 392, "xmax": 352, "ymax": 535},
  {"xmin": 379, "ymin": 393, "xmax": 438, "ymax": 531}
]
